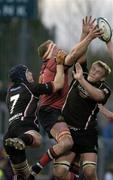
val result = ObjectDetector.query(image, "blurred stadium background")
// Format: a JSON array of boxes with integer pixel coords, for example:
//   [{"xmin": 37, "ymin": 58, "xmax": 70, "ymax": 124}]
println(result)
[{"xmin": 0, "ymin": 0, "xmax": 113, "ymax": 179}]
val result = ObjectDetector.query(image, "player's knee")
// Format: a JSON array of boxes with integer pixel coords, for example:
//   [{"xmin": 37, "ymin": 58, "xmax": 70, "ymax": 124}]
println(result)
[
  {"xmin": 25, "ymin": 130, "xmax": 42, "ymax": 147},
  {"xmin": 55, "ymin": 128, "xmax": 74, "ymax": 152},
  {"xmin": 34, "ymin": 133, "xmax": 42, "ymax": 146},
  {"xmin": 53, "ymin": 166, "xmax": 68, "ymax": 179},
  {"xmin": 82, "ymin": 161, "xmax": 97, "ymax": 179},
  {"xmin": 61, "ymin": 135, "xmax": 73, "ymax": 151},
  {"xmin": 83, "ymin": 167, "xmax": 96, "ymax": 179},
  {"xmin": 53, "ymin": 161, "xmax": 70, "ymax": 180}
]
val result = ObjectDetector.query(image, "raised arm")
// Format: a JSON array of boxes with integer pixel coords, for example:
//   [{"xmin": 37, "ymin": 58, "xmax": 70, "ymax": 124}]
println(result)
[
  {"xmin": 64, "ymin": 17, "xmax": 102, "ymax": 66},
  {"xmin": 72, "ymin": 63, "xmax": 105, "ymax": 101},
  {"xmin": 51, "ymin": 50, "xmax": 65, "ymax": 92},
  {"xmin": 52, "ymin": 64, "xmax": 64, "ymax": 92},
  {"xmin": 80, "ymin": 16, "xmax": 96, "ymax": 41},
  {"xmin": 77, "ymin": 16, "xmax": 96, "ymax": 64}
]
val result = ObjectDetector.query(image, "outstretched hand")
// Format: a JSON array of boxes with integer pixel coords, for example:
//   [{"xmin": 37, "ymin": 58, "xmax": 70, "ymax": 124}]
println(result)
[
  {"xmin": 72, "ymin": 63, "xmax": 83, "ymax": 81},
  {"xmin": 82, "ymin": 16, "xmax": 96, "ymax": 35},
  {"xmin": 88, "ymin": 24, "xmax": 103, "ymax": 40}
]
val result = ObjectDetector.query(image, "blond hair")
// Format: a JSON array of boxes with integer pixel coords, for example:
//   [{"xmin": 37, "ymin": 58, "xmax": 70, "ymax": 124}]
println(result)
[{"xmin": 92, "ymin": 60, "xmax": 111, "ymax": 77}]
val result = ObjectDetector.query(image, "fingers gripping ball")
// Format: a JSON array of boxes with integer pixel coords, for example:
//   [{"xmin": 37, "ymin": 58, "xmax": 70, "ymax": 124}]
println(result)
[
  {"xmin": 97, "ymin": 17, "xmax": 112, "ymax": 42},
  {"xmin": 56, "ymin": 50, "xmax": 67, "ymax": 64}
]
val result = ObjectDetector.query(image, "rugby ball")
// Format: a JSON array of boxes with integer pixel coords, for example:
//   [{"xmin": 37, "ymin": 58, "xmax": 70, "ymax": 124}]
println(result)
[{"xmin": 97, "ymin": 17, "xmax": 112, "ymax": 42}]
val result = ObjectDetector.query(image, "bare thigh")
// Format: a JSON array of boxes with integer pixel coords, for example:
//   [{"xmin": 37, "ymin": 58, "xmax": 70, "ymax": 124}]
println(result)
[
  {"xmin": 81, "ymin": 152, "xmax": 97, "ymax": 163},
  {"xmin": 50, "ymin": 122, "xmax": 70, "ymax": 141}
]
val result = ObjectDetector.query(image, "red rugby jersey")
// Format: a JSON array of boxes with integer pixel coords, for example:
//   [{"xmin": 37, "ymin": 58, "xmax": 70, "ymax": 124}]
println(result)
[{"xmin": 39, "ymin": 58, "xmax": 69, "ymax": 109}]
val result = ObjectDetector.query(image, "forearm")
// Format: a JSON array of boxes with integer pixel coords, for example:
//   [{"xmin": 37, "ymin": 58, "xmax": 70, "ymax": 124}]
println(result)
[
  {"xmin": 100, "ymin": 106, "xmax": 113, "ymax": 121},
  {"xmin": 53, "ymin": 65, "xmax": 64, "ymax": 91},
  {"xmin": 65, "ymin": 34, "xmax": 92, "ymax": 65},
  {"xmin": 80, "ymin": 32, "xmax": 88, "ymax": 41},
  {"xmin": 106, "ymin": 40, "xmax": 113, "ymax": 60},
  {"xmin": 78, "ymin": 78, "xmax": 104, "ymax": 101}
]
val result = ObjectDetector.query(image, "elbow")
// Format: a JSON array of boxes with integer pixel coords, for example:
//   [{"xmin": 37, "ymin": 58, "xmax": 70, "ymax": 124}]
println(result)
[
  {"xmin": 93, "ymin": 94, "xmax": 104, "ymax": 102},
  {"xmin": 53, "ymin": 80, "xmax": 64, "ymax": 92},
  {"xmin": 94, "ymin": 91, "xmax": 106, "ymax": 102},
  {"xmin": 65, "ymin": 50, "xmax": 78, "ymax": 65}
]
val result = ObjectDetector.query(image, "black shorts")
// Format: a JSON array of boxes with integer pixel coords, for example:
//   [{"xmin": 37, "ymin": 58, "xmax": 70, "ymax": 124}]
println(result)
[
  {"xmin": 39, "ymin": 106, "xmax": 63, "ymax": 137},
  {"xmin": 70, "ymin": 128, "xmax": 98, "ymax": 154},
  {"xmin": 3, "ymin": 118, "xmax": 39, "ymax": 141}
]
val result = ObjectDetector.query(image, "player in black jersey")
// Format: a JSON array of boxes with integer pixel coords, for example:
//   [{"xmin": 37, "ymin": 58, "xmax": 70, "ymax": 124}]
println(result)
[
  {"xmin": 56, "ymin": 61, "xmax": 111, "ymax": 180},
  {"xmin": 3, "ymin": 51, "xmax": 65, "ymax": 180}
]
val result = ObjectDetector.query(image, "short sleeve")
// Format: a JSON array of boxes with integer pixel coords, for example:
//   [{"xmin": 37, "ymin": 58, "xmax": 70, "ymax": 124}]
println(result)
[
  {"xmin": 99, "ymin": 83, "xmax": 111, "ymax": 104},
  {"xmin": 23, "ymin": 82, "xmax": 53, "ymax": 97}
]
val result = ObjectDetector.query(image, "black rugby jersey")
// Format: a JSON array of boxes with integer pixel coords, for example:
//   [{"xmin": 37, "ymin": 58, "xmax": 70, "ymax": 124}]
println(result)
[
  {"xmin": 6, "ymin": 82, "xmax": 53, "ymax": 125},
  {"xmin": 62, "ymin": 71, "xmax": 111, "ymax": 130}
]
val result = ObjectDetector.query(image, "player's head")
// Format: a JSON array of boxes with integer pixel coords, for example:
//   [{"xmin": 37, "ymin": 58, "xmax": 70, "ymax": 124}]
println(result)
[
  {"xmin": 9, "ymin": 64, "xmax": 32, "ymax": 83},
  {"xmin": 38, "ymin": 40, "xmax": 54, "ymax": 60},
  {"xmin": 88, "ymin": 60, "xmax": 111, "ymax": 82}
]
